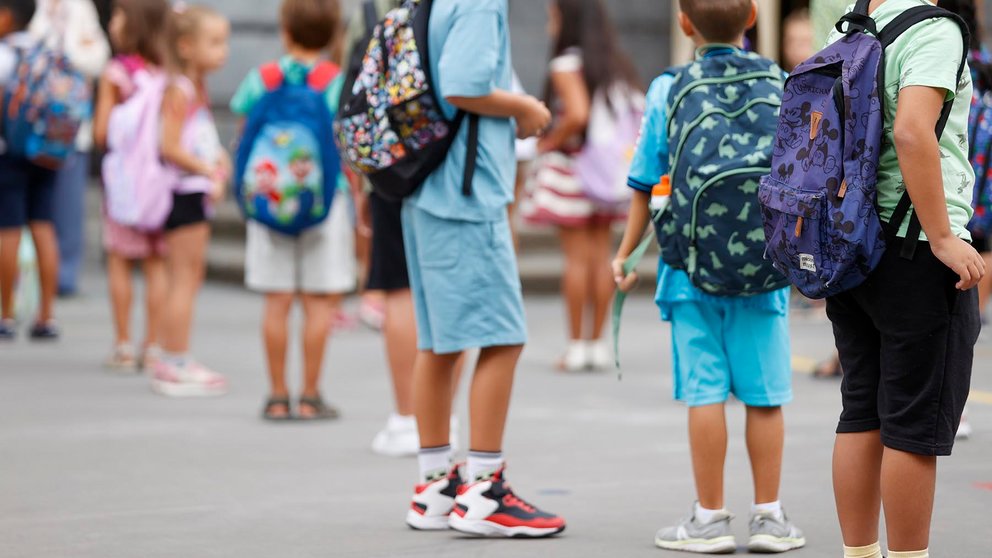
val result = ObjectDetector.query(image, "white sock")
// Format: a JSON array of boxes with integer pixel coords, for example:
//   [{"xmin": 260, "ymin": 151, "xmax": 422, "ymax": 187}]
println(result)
[
  {"xmin": 417, "ymin": 445, "xmax": 451, "ymax": 482},
  {"xmin": 467, "ymin": 450, "xmax": 503, "ymax": 482},
  {"xmin": 888, "ymin": 550, "xmax": 928, "ymax": 558},
  {"xmin": 751, "ymin": 500, "xmax": 784, "ymax": 521},
  {"xmin": 694, "ymin": 502, "xmax": 727, "ymax": 524},
  {"xmin": 843, "ymin": 542, "xmax": 882, "ymax": 558}
]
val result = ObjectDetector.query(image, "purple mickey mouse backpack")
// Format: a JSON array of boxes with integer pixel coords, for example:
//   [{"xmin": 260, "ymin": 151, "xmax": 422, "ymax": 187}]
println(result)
[{"xmin": 759, "ymin": 0, "xmax": 969, "ymax": 299}]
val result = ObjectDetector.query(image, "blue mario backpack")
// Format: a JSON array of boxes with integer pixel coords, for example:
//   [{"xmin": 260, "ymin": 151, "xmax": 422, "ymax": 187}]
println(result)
[
  {"xmin": 235, "ymin": 61, "xmax": 341, "ymax": 236},
  {"xmin": 1, "ymin": 43, "xmax": 92, "ymax": 169}
]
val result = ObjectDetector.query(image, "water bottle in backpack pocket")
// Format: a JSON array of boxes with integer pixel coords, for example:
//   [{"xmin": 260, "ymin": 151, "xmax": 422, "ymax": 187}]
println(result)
[
  {"xmin": 759, "ymin": 1, "xmax": 970, "ymax": 299},
  {"xmin": 234, "ymin": 62, "xmax": 341, "ymax": 237},
  {"xmin": 1, "ymin": 44, "xmax": 91, "ymax": 169},
  {"xmin": 102, "ymin": 68, "xmax": 178, "ymax": 232}
]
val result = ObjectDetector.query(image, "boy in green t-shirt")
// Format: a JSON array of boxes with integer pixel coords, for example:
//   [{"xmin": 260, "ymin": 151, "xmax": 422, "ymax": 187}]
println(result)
[{"xmin": 824, "ymin": 2, "xmax": 985, "ymax": 558}]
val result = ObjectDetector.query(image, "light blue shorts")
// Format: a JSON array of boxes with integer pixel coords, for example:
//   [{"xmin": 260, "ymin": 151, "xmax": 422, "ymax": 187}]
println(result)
[
  {"xmin": 401, "ymin": 204, "xmax": 527, "ymax": 354},
  {"xmin": 670, "ymin": 294, "xmax": 793, "ymax": 408}
]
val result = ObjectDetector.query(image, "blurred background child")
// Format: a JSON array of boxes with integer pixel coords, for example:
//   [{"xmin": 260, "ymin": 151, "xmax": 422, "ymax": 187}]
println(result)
[{"xmin": 151, "ymin": 3, "xmax": 230, "ymax": 397}]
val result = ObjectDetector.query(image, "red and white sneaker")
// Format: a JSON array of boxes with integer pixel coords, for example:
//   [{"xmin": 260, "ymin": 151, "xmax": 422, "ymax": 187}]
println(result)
[
  {"xmin": 449, "ymin": 466, "xmax": 566, "ymax": 538},
  {"xmin": 406, "ymin": 464, "xmax": 464, "ymax": 530},
  {"xmin": 150, "ymin": 359, "xmax": 227, "ymax": 398}
]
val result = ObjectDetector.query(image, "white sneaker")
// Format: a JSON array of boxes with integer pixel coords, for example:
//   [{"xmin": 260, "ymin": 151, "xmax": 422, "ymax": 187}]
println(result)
[
  {"xmin": 150, "ymin": 359, "xmax": 228, "ymax": 398},
  {"xmin": 560, "ymin": 340, "xmax": 589, "ymax": 372},
  {"xmin": 588, "ymin": 339, "xmax": 612, "ymax": 371},
  {"xmin": 957, "ymin": 410, "xmax": 973, "ymax": 440},
  {"xmin": 372, "ymin": 414, "xmax": 419, "ymax": 457},
  {"xmin": 105, "ymin": 343, "xmax": 137, "ymax": 372}
]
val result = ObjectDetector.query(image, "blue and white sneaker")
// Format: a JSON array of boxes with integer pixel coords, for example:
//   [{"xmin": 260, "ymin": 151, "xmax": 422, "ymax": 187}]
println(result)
[
  {"xmin": 29, "ymin": 321, "xmax": 60, "ymax": 341},
  {"xmin": 0, "ymin": 319, "xmax": 16, "ymax": 341}
]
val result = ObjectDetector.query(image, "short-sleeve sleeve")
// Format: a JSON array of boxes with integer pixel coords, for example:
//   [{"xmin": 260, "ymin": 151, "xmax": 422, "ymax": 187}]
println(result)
[
  {"xmin": 437, "ymin": 8, "xmax": 501, "ymax": 99},
  {"xmin": 230, "ymin": 69, "xmax": 265, "ymax": 116},
  {"xmin": 628, "ymin": 74, "xmax": 675, "ymax": 192},
  {"xmin": 895, "ymin": 19, "xmax": 966, "ymax": 99},
  {"xmin": 549, "ymin": 49, "xmax": 582, "ymax": 74}
]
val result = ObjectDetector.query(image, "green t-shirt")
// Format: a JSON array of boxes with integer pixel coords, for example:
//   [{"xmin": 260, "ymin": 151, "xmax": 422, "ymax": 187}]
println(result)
[
  {"xmin": 813, "ymin": 0, "xmax": 853, "ymax": 47},
  {"xmin": 230, "ymin": 55, "xmax": 348, "ymax": 192},
  {"xmin": 829, "ymin": 0, "xmax": 975, "ymax": 240}
]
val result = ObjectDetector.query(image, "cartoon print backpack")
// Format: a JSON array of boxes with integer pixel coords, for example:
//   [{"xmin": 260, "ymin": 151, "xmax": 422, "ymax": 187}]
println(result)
[
  {"xmin": 759, "ymin": 0, "xmax": 969, "ymax": 299},
  {"xmin": 1, "ymin": 42, "xmax": 91, "ymax": 169},
  {"xmin": 234, "ymin": 62, "xmax": 342, "ymax": 237},
  {"xmin": 335, "ymin": 0, "xmax": 480, "ymax": 201},
  {"xmin": 656, "ymin": 47, "xmax": 789, "ymax": 297},
  {"xmin": 102, "ymin": 67, "xmax": 178, "ymax": 231},
  {"xmin": 967, "ymin": 48, "xmax": 992, "ymax": 239},
  {"xmin": 573, "ymin": 84, "xmax": 645, "ymax": 208}
]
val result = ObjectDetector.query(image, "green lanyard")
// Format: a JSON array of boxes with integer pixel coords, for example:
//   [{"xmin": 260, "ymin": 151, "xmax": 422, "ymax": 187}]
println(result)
[{"xmin": 611, "ymin": 227, "xmax": 658, "ymax": 379}]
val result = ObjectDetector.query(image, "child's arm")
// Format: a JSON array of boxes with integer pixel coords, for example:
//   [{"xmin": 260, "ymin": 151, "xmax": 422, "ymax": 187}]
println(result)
[
  {"xmin": 446, "ymin": 91, "xmax": 551, "ymax": 139},
  {"xmin": 160, "ymin": 84, "xmax": 215, "ymax": 178},
  {"xmin": 537, "ymin": 69, "xmax": 590, "ymax": 153},
  {"xmin": 92, "ymin": 74, "xmax": 119, "ymax": 151},
  {"xmin": 612, "ymin": 190, "xmax": 651, "ymax": 292},
  {"xmin": 894, "ymin": 86, "xmax": 986, "ymax": 290}
]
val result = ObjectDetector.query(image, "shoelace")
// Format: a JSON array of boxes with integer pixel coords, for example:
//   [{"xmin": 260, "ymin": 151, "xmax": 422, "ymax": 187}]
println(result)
[{"xmin": 500, "ymin": 489, "xmax": 537, "ymax": 514}]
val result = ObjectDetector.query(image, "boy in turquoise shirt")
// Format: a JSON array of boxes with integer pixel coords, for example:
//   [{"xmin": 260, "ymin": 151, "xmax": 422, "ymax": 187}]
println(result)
[
  {"xmin": 614, "ymin": 0, "xmax": 805, "ymax": 553},
  {"xmin": 401, "ymin": 0, "xmax": 565, "ymax": 539}
]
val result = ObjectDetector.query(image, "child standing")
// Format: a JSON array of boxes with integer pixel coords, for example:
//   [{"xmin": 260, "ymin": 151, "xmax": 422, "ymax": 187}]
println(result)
[
  {"xmin": 0, "ymin": 0, "xmax": 62, "ymax": 341},
  {"xmin": 613, "ymin": 0, "xmax": 805, "ymax": 553},
  {"xmin": 150, "ymin": 4, "xmax": 230, "ymax": 397},
  {"xmin": 823, "ymin": 2, "xmax": 983, "ymax": 557},
  {"xmin": 92, "ymin": 0, "xmax": 170, "ymax": 371},
  {"xmin": 231, "ymin": 0, "xmax": 354, "ymax": 420},
  {"xmin": 400, "ymin": 0, "xmax": 564, "ymax": 538}
]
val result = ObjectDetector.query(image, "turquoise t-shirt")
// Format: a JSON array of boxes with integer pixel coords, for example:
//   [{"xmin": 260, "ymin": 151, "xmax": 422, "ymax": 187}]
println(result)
[
  {"xmin": 230, "ymin": 55, "xmax": 348, "ymax": 192},
  {"xmin": 627, "ymin": 50, "xmax": 790, "ymax": 321},
  {"xmin": 408, "ymin": 0, "xmax": 516, "ymax": 223}
]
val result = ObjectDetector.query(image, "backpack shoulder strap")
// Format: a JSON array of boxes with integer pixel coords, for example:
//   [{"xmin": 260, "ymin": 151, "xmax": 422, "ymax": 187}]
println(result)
[
  {"xmin": 307, "ymin": 62, "xmax": 340, "ymax": 92},
  {"xmin": 362, "ymin": 0, "xmax": 378, "ymax": 36},
  {"xmin": 259, "ymin": 62, "xmax": 284, "ymax": 92}
]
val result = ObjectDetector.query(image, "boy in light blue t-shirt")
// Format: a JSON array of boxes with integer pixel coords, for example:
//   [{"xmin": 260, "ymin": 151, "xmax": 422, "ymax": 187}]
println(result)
[
  {"xmin": 401, "ymin": 0, "xmax": 566, "ymax": 539},
  {"xmin": 614, "ymin": 0, "xmax": 805, "ymax": 553}
]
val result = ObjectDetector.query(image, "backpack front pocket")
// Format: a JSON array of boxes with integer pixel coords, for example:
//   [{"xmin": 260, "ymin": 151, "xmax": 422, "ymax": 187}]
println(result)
[{"xmin": 759, "ymin": 176, "xmax": 828, "ymax": 295}]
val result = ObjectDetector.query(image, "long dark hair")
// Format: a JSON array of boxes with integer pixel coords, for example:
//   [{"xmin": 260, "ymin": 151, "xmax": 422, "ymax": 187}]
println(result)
[
  {"xmin": 940, "ymin": 0, "xmax": 992, "ymax": 92},
  {"xmin": 545, "ymin": 0, "xmax": 641, "ymax": 107}
]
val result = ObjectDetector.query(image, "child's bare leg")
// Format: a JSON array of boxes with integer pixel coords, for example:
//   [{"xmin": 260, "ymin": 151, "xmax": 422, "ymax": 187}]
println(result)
[
  {"xmin": 0, "ymin": 228, "xmax": 22, "ymax": 319},
  {"xmin": 384, "ymin": 289, "xmax": 418, "ymax": 415},
  {"xmin": 301, "ymin": 293, "xmax": 336, "ymax": 401},
  {"xmin": 29, "ymin": 221, "xmax": 59, "ymax": 323},
  {"xmin": 745, "ymin": 406, "xmax": 784, "ymax": 504},
  {"xmin": 881, "ymin": 448, "xmax": 936, "ymax": 552},
  {"xmin": 142, "ymin": 256, "xmax": 167, "ymax": 348},
  {"xmin": 559, "ymin": 227, "xmax": 590, "ymax": 341},
  {"xmin": 414, "ymin": 350, "xmax": 462, "ymax": 447},
  {"xmin": 161, "ymin": 223, "xmax": 209, "ymax": 354},
  {"xmin": 470, "ymin": 344, "xmax": 523, "ymax": 452},
  {"xmin": 107, "ymin": 253, "xmax": 133, "ymax": 345},
  {"xmin": 833, "ymin": 431, "xmax": 883, "ymax": 547},
  {"xmin": 589, "ymin": 221, "xmax": 615, "ymax": 340},
  {"xmin": 689, "ymin": 403, "xmax": 728, "ymax": 510},
  {"xmin": 263, "ymin": 292, "xmax": 294, "ymax": 401}
]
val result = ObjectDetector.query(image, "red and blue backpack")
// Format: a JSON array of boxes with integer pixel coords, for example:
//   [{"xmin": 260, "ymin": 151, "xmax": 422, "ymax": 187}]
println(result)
[
  {"xmin": 234, "ymin": 62, "xmax": 341, "ymax": 236},
  {"xmin": 967, "ymin": 48, "xmax": 992, "ymax": 239}
]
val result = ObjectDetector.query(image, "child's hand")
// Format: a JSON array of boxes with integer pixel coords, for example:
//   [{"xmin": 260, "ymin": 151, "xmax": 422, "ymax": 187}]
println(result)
[
  {"xmin": 516, "ymin": 96, "xmax": 552, "ymax": 140},
  {"xmin": 932, "ymin": 236, "xmax": 987, "ymax": 290},
  {"xmin": 612, "ymin": 257, "xmax": 639, "ymax": 294},
  {"xmin": 209, "ymin": 179, "xmax": 227, "ymax": 204}
]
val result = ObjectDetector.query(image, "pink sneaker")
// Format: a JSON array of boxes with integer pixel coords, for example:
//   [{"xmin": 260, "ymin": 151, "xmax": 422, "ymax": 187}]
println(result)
[{"xmin": 150, "ymin": 359, "xmax": 228, "ymax": 398}]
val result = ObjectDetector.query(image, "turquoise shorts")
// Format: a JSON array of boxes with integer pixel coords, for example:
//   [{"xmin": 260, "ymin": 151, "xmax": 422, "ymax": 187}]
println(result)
[
  {"xmin": 401, "ymin": 204, "xmax": 527, "ymax": 354},
  {"xmin": 669, "ymin": 292, "xmax": 793, "ymax": 408}
]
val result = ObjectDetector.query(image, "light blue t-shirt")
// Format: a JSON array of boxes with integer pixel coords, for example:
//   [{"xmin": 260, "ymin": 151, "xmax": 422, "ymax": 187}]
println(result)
[
  {"xmin": 628, "ymin": 53, "xmax": 789, "ymax": 321},
  {"xmin": 408, "ymin": 0, "xmax": 515, "ymax": 223}
]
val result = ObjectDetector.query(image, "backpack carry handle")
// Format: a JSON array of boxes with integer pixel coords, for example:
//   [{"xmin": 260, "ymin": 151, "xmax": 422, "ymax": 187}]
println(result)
[
  {"xmin": 837, "ymin": 0, "xmax": 878, "ymax": 36},
  {"xmin": 259, "ymin": 61, "xmax": 339, "ymax": 93}
]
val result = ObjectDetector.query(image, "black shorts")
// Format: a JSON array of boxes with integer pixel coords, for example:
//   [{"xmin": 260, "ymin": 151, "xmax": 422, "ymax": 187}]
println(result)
[
  {"xmin": 826, "ymin": 230, "xmax": 980, "ymax": 456},
  {"xmin": 0, "ymin": 154, "xmax": 57, "ymax": 228},
  {"xmin": 972, "ymin": 234, "xmax": 990, "ymax": 254},
  {"xmin": 366, "ymin": 192, "xmax": 410, "ymax": 292},
  {"xmin": 165, "ymin": 193, "xmax": 208, "ymax": 231}
]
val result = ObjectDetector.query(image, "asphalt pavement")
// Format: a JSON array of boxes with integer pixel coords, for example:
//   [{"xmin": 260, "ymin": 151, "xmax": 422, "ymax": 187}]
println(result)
[{"xmin": 1, "ymin": 265, "xmax": 990, "ymax": 558}]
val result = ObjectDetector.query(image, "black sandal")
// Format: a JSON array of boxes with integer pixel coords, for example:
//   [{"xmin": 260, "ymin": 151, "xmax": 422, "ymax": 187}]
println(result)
[
  {"xmin": 297, "ymin": 395, "xmax": 340, "ymax": 421},
  {"xmin": 262, "ymin": 397, "xmax": 292, "ymax": 421}
]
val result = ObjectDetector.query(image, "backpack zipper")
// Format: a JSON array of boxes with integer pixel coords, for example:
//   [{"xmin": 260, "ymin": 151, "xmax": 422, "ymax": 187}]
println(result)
[{"xmin": 666, "ymin": 71, "xmax": 784, "ymax": 138}]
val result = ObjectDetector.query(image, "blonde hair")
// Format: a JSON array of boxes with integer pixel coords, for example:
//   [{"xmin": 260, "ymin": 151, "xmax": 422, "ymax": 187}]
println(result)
[{"xmin": 165, "ymin": 3, "xmax": 224, "ymax": 72}]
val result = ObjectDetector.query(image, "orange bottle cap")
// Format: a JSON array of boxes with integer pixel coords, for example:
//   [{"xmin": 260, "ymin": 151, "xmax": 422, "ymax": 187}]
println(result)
[{"xmin": 653, "ymin": 175, "xmax": 671, "ymax": 196}]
